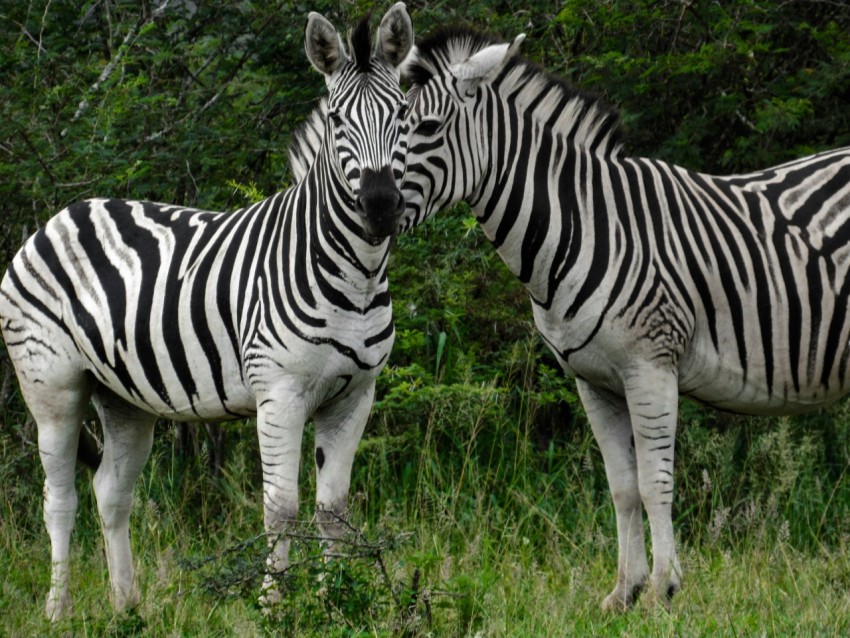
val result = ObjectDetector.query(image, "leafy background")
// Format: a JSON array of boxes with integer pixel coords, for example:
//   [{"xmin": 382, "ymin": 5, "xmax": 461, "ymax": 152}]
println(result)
[{"xmin": 2, "ymin": 1, "xmax": 850, "ymax": 635}]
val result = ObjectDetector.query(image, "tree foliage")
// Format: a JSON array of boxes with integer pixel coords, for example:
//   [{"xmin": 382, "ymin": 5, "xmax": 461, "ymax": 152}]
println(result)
[
  {"xmin": 2, "ymin": 0, "xmax": 848, "ymax": 255},
  {"xmin": 557, "ymin": 0, "xmax": 850, "ymax": 171}
]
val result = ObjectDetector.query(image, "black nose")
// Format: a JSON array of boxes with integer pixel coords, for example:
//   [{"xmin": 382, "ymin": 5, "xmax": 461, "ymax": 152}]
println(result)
[{"xmin": 356, "ymin": 166, "xmax": 405, "ymax": 238}]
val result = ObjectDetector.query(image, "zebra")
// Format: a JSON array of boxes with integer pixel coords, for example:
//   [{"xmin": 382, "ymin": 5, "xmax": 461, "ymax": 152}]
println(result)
[
  {"xmin": 400, "ymin": 27, "xmax": 850, "ymax": 610},
  {"xmin": 289, "ymin": 96, "xmax": 329, "ymax": 183},
  {"xmin": 0, "ymin": 4, "xmax": 414, "ymax": 619}
]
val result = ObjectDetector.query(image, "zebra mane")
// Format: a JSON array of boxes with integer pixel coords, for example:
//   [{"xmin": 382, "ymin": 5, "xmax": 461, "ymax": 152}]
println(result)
[
  {"xmin": 349, "ymin": 13, "xmax": 372, "ymax": 73},
  {"xmin": 407, "ymin": 26, "xmax": 624, "ymax": 156},
  {"xmin": 287, "ymin": 97, "xmax": 327, "ymax": 183}
]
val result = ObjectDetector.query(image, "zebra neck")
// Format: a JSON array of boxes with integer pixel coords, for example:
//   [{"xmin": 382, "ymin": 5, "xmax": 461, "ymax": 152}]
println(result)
[
  {"xmin": 292, "ymin": 157, "xmax": 391, "ymax": 299},
  {"xmin": 471, "ymin": 120, "xmax": 611, "ymax": 311}
]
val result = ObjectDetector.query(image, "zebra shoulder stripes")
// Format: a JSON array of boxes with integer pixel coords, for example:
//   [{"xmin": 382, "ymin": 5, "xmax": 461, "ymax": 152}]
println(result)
[
  {"xmin": 401, "ymin": 27, "xmax": 850, "ymax": 610},
  {"xmin": 0, "ymin": 5, "xmax": 413, "ymax": 619}
]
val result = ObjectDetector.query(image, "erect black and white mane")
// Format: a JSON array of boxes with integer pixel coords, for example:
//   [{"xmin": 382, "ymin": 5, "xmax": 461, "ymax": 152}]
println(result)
[
  {"xmin": 288, "ymin": 26, "xmax": 627, "ymax": 186},
  {"xmin": 406, "ymin": 26, "xmax": 625, "ymax": 157},
  {"xmin": 288, "ymin": 97, "xmax": 328, "ymax": 182}
]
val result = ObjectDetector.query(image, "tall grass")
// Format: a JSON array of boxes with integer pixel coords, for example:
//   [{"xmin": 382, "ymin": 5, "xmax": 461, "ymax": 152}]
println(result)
[{"xmin": 4, "ymin": 335, "xmax": 850, "ymax": 635}]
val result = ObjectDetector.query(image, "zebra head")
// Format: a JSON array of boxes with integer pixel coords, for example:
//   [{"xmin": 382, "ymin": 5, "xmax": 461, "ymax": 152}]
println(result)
[
  {"xmin": 401, "ymin": 29, "xmax": 525, "ymax": 231},
  {"xmin": 305, "ymin": 4, "xmax": 413, "ymax": 239}
]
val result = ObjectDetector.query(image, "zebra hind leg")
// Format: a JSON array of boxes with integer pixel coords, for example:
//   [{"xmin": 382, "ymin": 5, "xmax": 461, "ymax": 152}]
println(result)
[
  {"xmin": 2, "ymin": 288, "xmax": 97, "ymax": 619},
  {"xmin": 38, "ymin": 395, "xmax": 90, "ymax": 619},
  {"xmin": 577, "ymin": 379, "xmax": 650, "ymax": 612},
  {"xmin": 21, "ymin": 372, "xmax": 93, "ymax": 620},
  {"xmin": 91, "ymin": 387, "xmax": 156, "ymax": 613}
]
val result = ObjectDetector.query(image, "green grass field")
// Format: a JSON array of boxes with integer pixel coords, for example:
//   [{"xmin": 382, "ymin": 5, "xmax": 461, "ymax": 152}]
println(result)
[
  {"xmin": 4, "ymin": 369, "xmax": 850, "ymax": 636},
  {"xmin": 4, "ymin": 525, "xmax": 850, "ymax": 636}
]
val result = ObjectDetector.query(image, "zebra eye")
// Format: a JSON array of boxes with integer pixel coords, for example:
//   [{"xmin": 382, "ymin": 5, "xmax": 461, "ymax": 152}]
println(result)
[
  {"xmin": 397, "ymin": 103, "xmax": 408, "ymax": 119},
  {"xmin": 415, "ymin": 119, "xmax": 442, "ymax": 136},
  {"xmin": 329, "ymin": 110, "xmax": 344, "ymax": 127}
]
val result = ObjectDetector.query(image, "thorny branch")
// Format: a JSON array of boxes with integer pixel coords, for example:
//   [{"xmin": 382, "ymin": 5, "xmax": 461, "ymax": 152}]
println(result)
[
  {"xmin": 179, "ymin": 514, "xmax": 434, "ymax": 627},
  {"xmin": 142, "ymin": 15, "xmax": 276, "ymax": 143},
  {"xmin": 18, "ymin": 130, "xmax": 56, "ymax": 187}
]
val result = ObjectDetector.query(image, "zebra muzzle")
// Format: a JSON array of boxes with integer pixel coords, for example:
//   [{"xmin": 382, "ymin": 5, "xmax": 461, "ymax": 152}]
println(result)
[{"xmin": 356, "ymin": 166, "xmax": 405, "ymax": 238}]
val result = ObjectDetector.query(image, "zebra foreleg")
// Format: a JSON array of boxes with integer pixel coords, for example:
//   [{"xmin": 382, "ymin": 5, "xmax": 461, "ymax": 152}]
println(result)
[
  {"xmin": 255, "ymin": 392, "xmax": 307, "ymax": 608},
  {"xmin": 625, "ymin": 367, "xmax": 682, "ymax": 608},
  {"xmin": 577, "ymin": 379, "xmax": 649, "ymax": 612},
  {"xmin": 91, "ymin": 388, "xmax": 156, "ymax": 613},
  {"xmin": 312, "ymin": 382, "xmax": 375, "ymax": 553}
]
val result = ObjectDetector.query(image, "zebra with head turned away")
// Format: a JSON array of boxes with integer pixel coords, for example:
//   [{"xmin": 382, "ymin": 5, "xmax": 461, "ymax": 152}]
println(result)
[
  {"xmin": 400, "ymin": 27, "xmax": 850, "ymax": 611},
  {"xmin": 0, "ymin": 4, "xmax": 413, "ymax": 620}
]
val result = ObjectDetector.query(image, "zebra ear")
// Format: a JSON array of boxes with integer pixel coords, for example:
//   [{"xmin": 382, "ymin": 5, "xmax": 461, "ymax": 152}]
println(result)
[
  {"xmin": 305, "ymin": 12, "xmax": 348, "ymax": 79},
  {"xmin": 450, "ymin": 33, "xmax": 525, "ymax": 97},
  {"xmin": 376, "ymin": 2, "xmax": 414, "ymax": 69}
]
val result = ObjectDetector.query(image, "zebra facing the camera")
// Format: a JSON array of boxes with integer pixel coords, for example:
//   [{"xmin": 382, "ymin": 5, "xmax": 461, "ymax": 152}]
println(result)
[{"xmin": 0, "ymin": 4, "xmax": 413, "ymax": 620}]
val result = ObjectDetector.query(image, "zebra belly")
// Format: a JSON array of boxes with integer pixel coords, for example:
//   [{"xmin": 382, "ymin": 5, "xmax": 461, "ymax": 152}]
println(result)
[
  {"xmin": 678, "ymin": 345, "xmax": 850, "ymax": 416},
  {"xmin": 96, "ymin": 367, "xmax": 255, "ymax": 422},
  {"xmin": 536, "ymin": 307, "xmax": 850, "ymax": 416},
  {"xmin": 84, "ymin": 317, "xmax": 391, "ymax": 422},
  {"xmin": 77, "ymin": 339, "xmax": 257, "ymax": 421}
]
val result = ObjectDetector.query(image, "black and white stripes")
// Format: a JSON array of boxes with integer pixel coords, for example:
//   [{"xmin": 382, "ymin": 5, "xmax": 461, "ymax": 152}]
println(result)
[
  {"xmin": 0, "ymin": 5, "xmax": 414, "ymax": 620},
  {"xmin": 401, "ymin": 26, "xmax": 850, "ymax": 611}
]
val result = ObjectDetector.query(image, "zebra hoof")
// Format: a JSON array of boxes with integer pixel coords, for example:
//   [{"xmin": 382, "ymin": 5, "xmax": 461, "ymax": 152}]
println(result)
[
  {"xmin": 259, "ymin": 575, "xmax": 283, "ymax": 613},
  {"xmin": 601, "ymin": 579, "xmax": 645, "ymax": 613},
  {"xmin": 647, "ymin": 574, "xmax": 679, "ymax": 611},
  {"xmin": 45, "ymin": 590, "xmax": 72, "ymax": 621},
  {"xmin": 111, "ymin": 586, "xmax": 141, "ymax": 614}
]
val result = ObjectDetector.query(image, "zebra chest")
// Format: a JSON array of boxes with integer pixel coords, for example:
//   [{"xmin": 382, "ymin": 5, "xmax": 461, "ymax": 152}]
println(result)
[{"xmin": 243, "ymin": 305, "xmax": 394, "ymax": 403}]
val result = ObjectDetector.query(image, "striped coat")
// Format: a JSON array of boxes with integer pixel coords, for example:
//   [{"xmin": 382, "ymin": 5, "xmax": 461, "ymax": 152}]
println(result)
[
  {"xmin": 0, "ymin": 5, "xmax": 413, "ymax": 619},
  {"xmin": 401, "ymin": 26, "xmax": 850, "ymax": 610}
]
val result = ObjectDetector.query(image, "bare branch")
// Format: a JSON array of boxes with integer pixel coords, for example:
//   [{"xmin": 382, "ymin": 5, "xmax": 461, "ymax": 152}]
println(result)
[
  {"xmin": 0, "ymin": 14, "xmax": 46, "ymax": 54},
  {"xmin": 61, "ymin": 0, "xmax": 172, "ymax": 137},
  {"xmin": 37, "ymin": 0, "xmax": 52, "ymax": 59}
]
